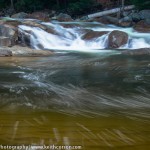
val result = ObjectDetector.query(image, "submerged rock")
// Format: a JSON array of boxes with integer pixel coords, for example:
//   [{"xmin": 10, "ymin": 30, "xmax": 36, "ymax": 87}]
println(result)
[
  {"xmin": 108, "ymin": 30, "xmax": 128, "ymax": 48},
  {"xmin": 82, "ymin": 30, "xmax": 108, "ymax": 40}
]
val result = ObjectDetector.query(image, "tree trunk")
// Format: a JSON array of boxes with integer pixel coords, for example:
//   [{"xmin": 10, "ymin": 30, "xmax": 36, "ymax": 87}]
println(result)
[
  {"xmin": 56, "ymin": 0, "xmax": 60, "ymax": 9},
  {"xmin": 10, "ymin": 0, "xmax": 14, "ymax": 9},
  {"xmin": 121, "ymin": 0, "xmax": 125, "ymax": 14},
  {"xmin": 88, "ymin": 5, "xmax": 135, "ymax": 19}
]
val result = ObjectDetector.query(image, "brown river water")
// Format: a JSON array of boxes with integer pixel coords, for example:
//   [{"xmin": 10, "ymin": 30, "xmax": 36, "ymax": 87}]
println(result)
[{"xmin": 0, "ymin": 52, "xmax": 150, "ymax": 150}]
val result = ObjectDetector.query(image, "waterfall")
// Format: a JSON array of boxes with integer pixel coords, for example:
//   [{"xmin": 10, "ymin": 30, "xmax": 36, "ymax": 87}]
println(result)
[{"xmin": 18, "ymin": 22, "xmax": 150, "ymax": 52}]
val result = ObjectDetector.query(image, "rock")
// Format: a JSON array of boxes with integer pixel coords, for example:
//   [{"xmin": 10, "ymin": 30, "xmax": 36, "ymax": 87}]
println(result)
[
  {"xmin": 0, "ymin": 20, "xmax": 21, "ymax": 28},
  {"xmin": 11, "ymin": 12, "xmax": 28, "ymax": 19},
  {"xmin": 119, "ymin": 21, "xmax": 132, "ymax": 27},
  {"xmin": 139, "ymin": 10, "xmax": 150, "ymax": 20},
  {"xmin": 0, "ymin": 48, "xmax": 12, "ymax": 56},
  {"xmin": 0, "ymin": 24, "xmax": 18, "ymax": 46},
  {"xmin": 56, "ymin": 13, "xmax": 73, "ymax": 22},
  {"xmin": 119, "ymin": 16, "xmax": 132, "ymax": 27},
  {"xmin": 0, "ymin": 46, "xmax": 53, "ymax": 56},
  {"xmin": 130, "ymin": 12, "xmax": 141, "ymax": 22},
  {"xmin": 134, "ymin": 20, "xmax": 150, "ymax": 33},
  {"xmin": 0, "ymin": 36, "xmax": 11, "ymax": 47},
  {"xmin": 28, "ymin": 12, "xmax": 50, "ymax": 22},
  {"xmin": 18, "ymin": 28, "xmax": 31, "ymax": 47},
  {"xmin": 90, "ymin": 16, "xmax": 119, "ymax": 25},
  {"xmin": 122, "ymin": 48, "xmax": 150, "ymax": 56},
  {"xmin": 60, "ymin": 24, "xmax": 80, "ymax": 28},
  {"xmin": 145, "ymin": 19, "xmax": 150, "ymax": 25},
  {"xmin": 108, "ymin": 30, "xmax": 128, "ymax": 48},
  {"xmin": 22, "ymin": 20, "xmax": 47, "ymax": 30},
  {"xmin": 82, "ymin": 30, "xmax": 108, "ymax": 40},
  {"xmin": 22, "ymin": 20, "xmax": 57, "ymax": 35}
]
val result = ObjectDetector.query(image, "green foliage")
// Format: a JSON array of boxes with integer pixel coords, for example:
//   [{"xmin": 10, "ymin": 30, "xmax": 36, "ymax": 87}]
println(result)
[
  {"xmin": 15, "ymin": 0, "xmax": 44, "ymax": 12},
  {"xmin": 67, "ymin": 0, "xmax": 97, "ymax": 16},
  {"xmin": 130, "ymin": 0, "xmax": 150, "ymax": 10},
  {"xmin": 0, "ymin": 0, "xmax": 9, "ymax": 9}
]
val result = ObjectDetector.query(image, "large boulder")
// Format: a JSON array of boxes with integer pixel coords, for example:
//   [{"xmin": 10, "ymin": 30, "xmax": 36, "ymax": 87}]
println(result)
[
  {"xmin": 55, "ymin": 13, "xmax": 73, "ymax": 22},
  {"xmin": 108, "ymin": 30, "xmax": 128, "ymax": 48},
  {"xmin": 11, "ymin": 12, "xmax": 28, "ymax": 19},
  {"xmin": 82, "ymin": 30, "xmax": 108, "ymax": 40},
  {"xmin": 134, "ymin": 20, "xmax": 150, "ymax": 33},
  {"xmin": 28, "ymin": 12, "xmax": 50, "ymax": 22}
]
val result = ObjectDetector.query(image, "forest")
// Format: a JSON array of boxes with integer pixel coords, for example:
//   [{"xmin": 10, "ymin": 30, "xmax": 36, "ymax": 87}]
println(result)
[{"xmin": 0, "ymin": 0, "xmax": 149, "ymax": 16}]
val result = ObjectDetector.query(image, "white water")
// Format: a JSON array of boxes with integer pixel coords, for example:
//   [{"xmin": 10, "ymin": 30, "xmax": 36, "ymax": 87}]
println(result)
[{"xmin": 19, "ymin": 22, "xmax": 150, "ymax": 52}]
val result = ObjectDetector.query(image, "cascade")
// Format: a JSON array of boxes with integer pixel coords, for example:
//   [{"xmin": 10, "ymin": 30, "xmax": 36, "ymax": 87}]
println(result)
[{"xmin": 19, "ymin": 22, "xmax": 150, "ymax": 52}]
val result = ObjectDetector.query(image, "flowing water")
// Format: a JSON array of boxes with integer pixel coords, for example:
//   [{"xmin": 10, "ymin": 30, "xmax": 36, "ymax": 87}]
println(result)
[{"xmin": 0, "ymin": 21, "xmax": 150, "ymax": 149}]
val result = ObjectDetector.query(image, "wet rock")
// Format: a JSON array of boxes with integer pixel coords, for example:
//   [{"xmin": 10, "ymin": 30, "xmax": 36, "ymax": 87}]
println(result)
[
  {"xmin": 28, "ymin": 12, "xmax": 50, "ymax": 22},
  {"xmin": 0, "ymin": 47, "xmax": 12, "ymax": 56},
  {"xmin": 122, "ymin": 48, "xmax": 150, "ymax": 56},
  {"xmin": 90, "ymin": 16, "xmax": 119, "ymax": 25},
  {"xmin": 0, "ymin": 23, "xmax": 18, "ymax": 46},
  {"xmin": 46, "ymin": 28, "xmax": 57, "ymax": 35},
  {"xmin": 0, "ymin": 20, "xmax": 21, "ymax": 28},
  {"xmin": 0, "ymin": 36, "xmax": 11, "ymax": 47},
  {"xmin": 108, "ymin": 30, "xmax": 128, "ymax": 48},
  {"xmin": 82, "ymin": 30, "xmax": 108, "ymax": 40},
  {"xmin": 60, "ymin": 24, "xmax": 80, "ymax": 28},
  {"xmin": 11, "ymin": 12, "xmax": 28, "ymax": 19},
  {"xmin": 18, "ymin": 27, "xmax": 32, "ymax": 47},
  {"xmin": 130, "ymin": 12, "xmax": 141, "ymax": 22},
  {"xmin": 27, "ymin": 12, "xmax": 50, "ymax": 22},
  {"xmin": 22, "ymin": 20, "xmax": 57, "ymax": 35},
  {"xmin": 0, "ymin": 46, "xmax": 53, "ymax": 56},
  {"xmin": 139, "ymin": 10, "xmax": 150, "ymax": 20},
  {"xmin": 119, "ymin": 16, "xmax": 132, "ymax": 27},
  {"xmin": 22, "ymin": 20, "xmax": 47, "ymax": 30},
  {"xmin": 119, "ymin": 21, "xmax": 132, "ymax": 27},
  {"xmin": 55, "ymin": 13, "xmax": 73, "ymax": 22},
  {"xmin": 134, "ymin": 20, "xmax": 150, "ymax": 33}
]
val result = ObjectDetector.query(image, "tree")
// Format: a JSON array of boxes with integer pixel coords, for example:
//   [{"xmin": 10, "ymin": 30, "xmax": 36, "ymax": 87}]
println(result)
[{"xmin": 10, "ymin": 0, "xmax": 14, "ymax": 9}]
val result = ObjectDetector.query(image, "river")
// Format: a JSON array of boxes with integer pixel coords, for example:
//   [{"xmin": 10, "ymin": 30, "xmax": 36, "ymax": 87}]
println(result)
[{"xmin": 0, "ymin": 21, "xmax": 150, "ymax": 149}]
